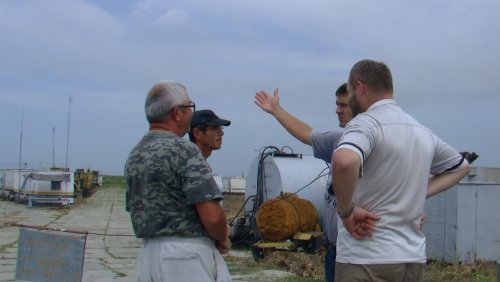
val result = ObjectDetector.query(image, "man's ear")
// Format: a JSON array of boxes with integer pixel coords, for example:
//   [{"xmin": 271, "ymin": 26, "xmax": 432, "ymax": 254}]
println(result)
[
  {"xmin": 171, "ymin": 106, "xmax": 183, "ymax": 122},
  {"xmin": 356, "ymin": 80, "xmax": 367, "ymax": 95},
  {"xmin": 192, "ymin": 127, "xmax": 202, "ymax": 141}
]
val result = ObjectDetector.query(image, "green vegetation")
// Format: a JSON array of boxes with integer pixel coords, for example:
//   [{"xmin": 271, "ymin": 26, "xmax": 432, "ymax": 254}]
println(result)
[
  {"xmin": 424, "ymin": 260, "xmax": 498, "ymax": 282},
  {"xmin": 275, "ymin": 277, "xmax": 322, "ymax": 282},
  {"xmin": 102, "ymin": 175, "xmax": 126, "ymax": 188},
  {"xmin": 226, "ymin": 248, "xmax": 498, "ymax": 282}
]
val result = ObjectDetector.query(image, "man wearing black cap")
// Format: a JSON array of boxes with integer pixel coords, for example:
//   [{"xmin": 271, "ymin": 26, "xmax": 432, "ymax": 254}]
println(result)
[{"xmin": 189, "ymin": 109, "xmax": 231, "ymax": 161}]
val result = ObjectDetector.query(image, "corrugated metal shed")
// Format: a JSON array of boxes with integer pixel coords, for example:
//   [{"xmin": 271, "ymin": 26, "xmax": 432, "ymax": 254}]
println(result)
[{"xmin": 424, "ymin": 167, "xmax": 500, "ymax": 262}]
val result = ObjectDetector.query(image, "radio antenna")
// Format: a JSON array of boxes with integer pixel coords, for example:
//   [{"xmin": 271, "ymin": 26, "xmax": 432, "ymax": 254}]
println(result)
[{"xmin": 64, "ymin": 96, "xmax": 72, "ymax": 171}]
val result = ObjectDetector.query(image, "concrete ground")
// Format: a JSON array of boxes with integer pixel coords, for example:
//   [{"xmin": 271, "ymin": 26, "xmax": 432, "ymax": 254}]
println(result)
[
  {"xmin": 0, "ymin": 187, "xmax": 293, "ymax": 282},
  {"xmin": 0, "ymin": 187, "xmax": 140, "ymax": 281}
]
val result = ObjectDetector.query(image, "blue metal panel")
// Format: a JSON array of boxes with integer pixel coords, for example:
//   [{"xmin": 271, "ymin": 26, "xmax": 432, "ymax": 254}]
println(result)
[{"xmin": 15, "ymin": 228, "xmax": 86, "ymax": 282}]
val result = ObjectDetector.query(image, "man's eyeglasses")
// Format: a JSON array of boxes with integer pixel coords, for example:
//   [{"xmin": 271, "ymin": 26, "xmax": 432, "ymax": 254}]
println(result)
[{"xmin": 178, "ymin": 101, "xmax": 196, "ymax": 112}]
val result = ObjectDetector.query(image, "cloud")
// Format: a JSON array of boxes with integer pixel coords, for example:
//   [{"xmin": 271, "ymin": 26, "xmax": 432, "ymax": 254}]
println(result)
[
  {"xmin": 154, "ymin": 8, "xmax": 189, "ymax": 27},
  {"xmin": 1, "ymin": 0, "xmax": 499, "ymax": 175}
]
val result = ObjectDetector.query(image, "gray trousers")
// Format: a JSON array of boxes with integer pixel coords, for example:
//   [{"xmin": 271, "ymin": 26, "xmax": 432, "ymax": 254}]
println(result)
[{"xmin": 136, "ymin": 236, "xmax": 232, "ymax": 282}]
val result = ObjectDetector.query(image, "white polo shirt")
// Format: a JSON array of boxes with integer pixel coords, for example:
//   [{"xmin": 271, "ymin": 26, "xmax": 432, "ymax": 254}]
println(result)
[{"xmin": 334, "ymin": 99, "xmax": 467, "ymax": 264}]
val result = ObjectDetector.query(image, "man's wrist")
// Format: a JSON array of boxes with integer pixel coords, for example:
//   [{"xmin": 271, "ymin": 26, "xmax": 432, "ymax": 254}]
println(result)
[{"xmin": 338, "ymin": 202, "xmax": 354, "ymax": 219}]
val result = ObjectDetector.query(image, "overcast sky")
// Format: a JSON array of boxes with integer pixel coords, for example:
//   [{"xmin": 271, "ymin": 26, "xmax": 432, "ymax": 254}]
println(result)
[{"xmin": 1, "ymin": 0, "xmax": 499, "ymax": 177}]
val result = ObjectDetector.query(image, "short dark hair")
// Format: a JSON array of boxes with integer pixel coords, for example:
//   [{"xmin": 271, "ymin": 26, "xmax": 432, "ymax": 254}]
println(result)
[
  {"xmin": 188, "ymin": 125, "xmax": 208, "ymax": 142},
  {"xmin": 188, "ymin": 109, "xmax": 230, "ymax": 142},
  {"xmin": 348, "ymin": 60, "xmax": 393, "ymax": 94},
  {"xmin": 335, "ymin": 83, "xmax": 348, "ymax": 97}
]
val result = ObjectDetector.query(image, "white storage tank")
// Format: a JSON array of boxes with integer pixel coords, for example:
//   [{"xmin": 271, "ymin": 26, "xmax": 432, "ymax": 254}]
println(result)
[{"xmin": 245, "ymin": 151, "xmax": 329, "ymax": 224}]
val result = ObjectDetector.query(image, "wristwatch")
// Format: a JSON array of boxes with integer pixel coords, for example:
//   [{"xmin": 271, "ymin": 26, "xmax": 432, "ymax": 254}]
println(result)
[{"xmin": 337, "ymin": 202, "xmax": 354, "ymax": 219}]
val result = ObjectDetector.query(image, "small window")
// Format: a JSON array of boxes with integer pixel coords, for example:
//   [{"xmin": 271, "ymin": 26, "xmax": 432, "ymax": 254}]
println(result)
[{"xmin": 51, "ymin": 181, "xmax": 61, "ymax": 191}]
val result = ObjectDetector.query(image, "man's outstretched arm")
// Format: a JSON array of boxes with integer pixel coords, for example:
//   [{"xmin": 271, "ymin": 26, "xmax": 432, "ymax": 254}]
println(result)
[{"xmin": 255, "ymin": 88, "xmax": 313, "ymax": 145}]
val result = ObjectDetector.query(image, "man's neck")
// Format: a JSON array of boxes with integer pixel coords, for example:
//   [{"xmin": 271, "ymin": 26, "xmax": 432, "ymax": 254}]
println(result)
[
  {"xmin": 149, "ymin": 123, "xmax": 170, "ymax": 131},
  {"xmin": 150, "ymin": 122, "xmax": 184, "ymax": 137},
  {"xmin": 365, "ymin": 92, "xmax": 393, "ymax": 111},
  {"xmin": 196, "ymin": 143, "xmax": 212, "ymax": 159},
  {"xmin": 201, "ymin": 148, "xmax": 212, "ymax": 159}
]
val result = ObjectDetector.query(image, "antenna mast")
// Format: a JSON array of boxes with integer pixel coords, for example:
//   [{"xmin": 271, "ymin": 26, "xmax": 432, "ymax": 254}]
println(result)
[
  {"xmin": 52, "ymin": 126, "xmax": 55, "ymax": 168},
  {"xmin": 18, "ymin": 107, "xmax": 25, "ymax": 191},
  {"xmin": 65, "ymin": 97, "xmax": 72, "ymax": 171}
]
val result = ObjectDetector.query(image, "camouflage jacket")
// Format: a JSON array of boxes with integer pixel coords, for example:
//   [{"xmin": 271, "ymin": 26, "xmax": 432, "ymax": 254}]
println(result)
[{"xmin": 125, "ymin": 130, "xmax": 223, "ymax": 239}]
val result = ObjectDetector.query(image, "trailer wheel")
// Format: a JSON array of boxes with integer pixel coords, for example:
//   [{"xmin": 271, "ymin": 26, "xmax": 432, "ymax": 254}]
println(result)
[{"xmin": 251, "ymin": 245, "xmax": 266, "ymax": 261}]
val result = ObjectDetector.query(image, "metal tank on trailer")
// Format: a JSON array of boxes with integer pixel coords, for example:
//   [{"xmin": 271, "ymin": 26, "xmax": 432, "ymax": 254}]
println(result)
[
  {"xmin": 229, "ymin": 146, "xmax": 330, "ymax": 255},
  {"xmin": 245, "ymin": 146, "xmax": 329, "ymax": 226}
]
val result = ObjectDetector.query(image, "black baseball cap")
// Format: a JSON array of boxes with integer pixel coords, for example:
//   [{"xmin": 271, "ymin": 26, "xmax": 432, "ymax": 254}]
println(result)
[{"xmin": 190, "ymin": 110, "xmax": 231, "ymax": 128}]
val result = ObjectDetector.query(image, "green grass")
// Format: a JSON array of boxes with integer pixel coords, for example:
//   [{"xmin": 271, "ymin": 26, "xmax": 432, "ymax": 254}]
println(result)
[
  {"xmin": 275, "ymin": 277, "xmax": 322, "ymax": 282},
  {"xmin": 102, "ymin": 175, "xmax": 126, "ymax": 188},
  {"xmin": 424, "ymin": 260, "xmax": 498, "ymax": 281},
  {"xmin": 226, "ymin": 248, "xmax": 499, "ymax": 282}
]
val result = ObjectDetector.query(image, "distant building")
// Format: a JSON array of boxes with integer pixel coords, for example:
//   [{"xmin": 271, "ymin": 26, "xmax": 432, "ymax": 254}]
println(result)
[
  {"xmin": 0, "ymin": 168, "xmax": 74, "ymax": 206},
  {"xmin": 222, "ymin": 176, "xmax": 246, "ymax": 193}
]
